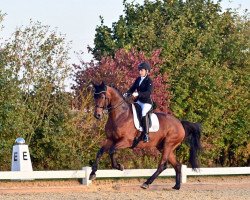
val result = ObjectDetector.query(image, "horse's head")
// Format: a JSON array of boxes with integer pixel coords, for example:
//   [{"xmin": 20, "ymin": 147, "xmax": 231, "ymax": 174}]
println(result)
[
  {"xmin": 92, "ymin": 82, "xmax": 109, "ymax": 119},
  {"xmin": 92, "ymin": 81, "xmax": 127, "ymax": 120}
]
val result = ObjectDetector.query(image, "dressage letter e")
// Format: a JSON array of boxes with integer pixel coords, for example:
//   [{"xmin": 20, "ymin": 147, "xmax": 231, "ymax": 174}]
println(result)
[
  {"xmin": 23, "ymin": 152, "xmax": 28, "ymax": 160},
  {"xmin": 14, "ymin": 152, "xmax": 18, "ymax": 161}
]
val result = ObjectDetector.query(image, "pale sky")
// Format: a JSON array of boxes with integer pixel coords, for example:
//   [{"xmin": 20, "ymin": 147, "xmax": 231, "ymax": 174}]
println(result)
[{"xmin": 1, "ymin": 0, "xmax": 249, "ymax": 65}]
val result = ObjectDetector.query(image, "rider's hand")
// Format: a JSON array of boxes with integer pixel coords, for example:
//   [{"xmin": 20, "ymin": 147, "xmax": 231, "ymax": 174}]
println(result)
[
  {"xmin": 123, "ymin": 93, "xmax": 128, "ymax": 98},
  {"xmin": 132, "ymin": 92, "xmax": 139, "ymax": 97}
]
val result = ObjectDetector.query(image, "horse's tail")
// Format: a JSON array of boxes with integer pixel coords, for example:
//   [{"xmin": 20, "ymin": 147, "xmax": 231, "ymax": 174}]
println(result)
[{"xmin": 181, "ymin": 120, "xmax": 202, "ymax": 171}]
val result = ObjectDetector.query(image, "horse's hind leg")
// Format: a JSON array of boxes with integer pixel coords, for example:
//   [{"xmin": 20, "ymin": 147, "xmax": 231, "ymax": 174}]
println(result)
[
  {"xmin": 168, "ymin": 152, "xmax": 182, "ymax": 190},
  {"xmin": 141, "ymin": 146, "xmax": 171, "ymax": 189},
  {"xmin": 89, "ymin": 139, "xmax": 112, "ymax": 180},
  {"xmin": 141, "ymin": 161, "xmax": 167, "ymax": 189}
]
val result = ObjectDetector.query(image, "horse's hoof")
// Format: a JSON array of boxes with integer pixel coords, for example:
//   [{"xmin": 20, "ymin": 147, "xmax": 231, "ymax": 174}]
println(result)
[
  {"xmin": 89, "ymin": 173, "xmax": 96, "ymax": 180},
  {"xmin": 141, "ymin": 183, "xmax": 149, "ymax": 189},
  {"xmin": 118, "ymin": 164, "xmax": 124, "ymax": 171},
  {"xmin": 172, "ymin": 185, "xmax": 180, "ymax": 190}
]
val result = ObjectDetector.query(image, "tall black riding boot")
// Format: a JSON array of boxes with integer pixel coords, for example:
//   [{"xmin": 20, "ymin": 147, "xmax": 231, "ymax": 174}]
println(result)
[{"xmin": 141, "ymin": 116, "xmax": 149, "ymax": 142}]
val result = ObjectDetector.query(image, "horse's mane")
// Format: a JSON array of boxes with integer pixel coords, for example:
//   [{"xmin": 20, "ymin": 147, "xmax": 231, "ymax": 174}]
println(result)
[{"xmin": 108, "ymin": 84, "xmax": 125, "ymax": 100}]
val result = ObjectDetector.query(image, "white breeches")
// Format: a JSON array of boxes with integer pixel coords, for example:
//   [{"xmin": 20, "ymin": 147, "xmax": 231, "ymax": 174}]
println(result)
[{"xmin": 136, "ymin": 101, "xmax": 152, "ymax": 117}]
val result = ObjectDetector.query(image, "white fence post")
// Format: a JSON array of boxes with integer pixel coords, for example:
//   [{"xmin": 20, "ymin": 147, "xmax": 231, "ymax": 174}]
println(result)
[
  {"xmin": 82, "ymin": 166, "xmax": 92, "ymax": 186},
  {"xmin": 181, "ymin": 165, "xmax": 187, "ymax": 183},
  {"xmin": 11, "ymin": 138, "xmax": 33, "ymax": 180}
]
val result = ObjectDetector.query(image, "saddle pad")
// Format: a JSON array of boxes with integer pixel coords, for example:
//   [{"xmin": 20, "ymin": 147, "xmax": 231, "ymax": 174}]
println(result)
[{"xmin": 132, "ymin": 104, "xmax": 159, "ymax": 132}]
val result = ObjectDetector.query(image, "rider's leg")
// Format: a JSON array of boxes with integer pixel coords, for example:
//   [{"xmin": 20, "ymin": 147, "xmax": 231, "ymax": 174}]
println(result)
[
  {"xmin": 138, "ymin": 102, "xmax": 152, "ymax": 142},
  {"xmin": 141, "ymin": 115, "xmax": 149, "ymax": 142}
]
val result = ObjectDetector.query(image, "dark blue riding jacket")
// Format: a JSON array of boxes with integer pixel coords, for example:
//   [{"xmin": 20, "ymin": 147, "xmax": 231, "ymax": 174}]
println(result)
[{"xmin": 127, "ymin": 75, "xmax": 153, "ymax": 105}]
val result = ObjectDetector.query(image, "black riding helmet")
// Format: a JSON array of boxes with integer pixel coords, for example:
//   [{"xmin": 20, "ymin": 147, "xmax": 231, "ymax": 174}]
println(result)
[{"xmin": 138, "ymin": 62, "xmax": 151, "ymax": 72}]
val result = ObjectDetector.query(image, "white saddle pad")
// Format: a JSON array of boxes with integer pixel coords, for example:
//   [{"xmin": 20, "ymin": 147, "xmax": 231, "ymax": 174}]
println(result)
[{"xmin": 132, "ymin": 104, "xmax": 159, "ymax": 132}]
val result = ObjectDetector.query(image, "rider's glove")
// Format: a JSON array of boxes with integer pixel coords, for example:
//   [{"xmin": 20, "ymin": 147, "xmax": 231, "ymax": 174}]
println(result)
[{"xmin": 132, "ymin": 92, "xmax": 139, "ymax": 97}]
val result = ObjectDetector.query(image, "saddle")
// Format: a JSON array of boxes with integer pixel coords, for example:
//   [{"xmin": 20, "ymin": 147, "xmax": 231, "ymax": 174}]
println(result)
[{"xmin": 132, "ymin": 103, "xmax": 159, "ymax": 132}]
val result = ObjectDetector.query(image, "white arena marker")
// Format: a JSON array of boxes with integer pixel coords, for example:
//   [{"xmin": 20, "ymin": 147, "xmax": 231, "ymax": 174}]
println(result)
[{"xmin": 11, "ymin": 138, "xmax": 33, "ymax": 172}]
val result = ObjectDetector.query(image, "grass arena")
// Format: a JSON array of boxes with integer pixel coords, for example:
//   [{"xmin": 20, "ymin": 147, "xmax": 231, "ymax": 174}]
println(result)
[{"xmin": 0, "ymin": 176, "xmax": 249, "ymax": 200}]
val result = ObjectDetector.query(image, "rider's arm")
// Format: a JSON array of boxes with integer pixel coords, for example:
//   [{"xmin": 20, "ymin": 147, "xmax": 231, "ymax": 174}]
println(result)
[{"xmin": 127, "ymin": 78, "xmax": 140, "ymax": 94}]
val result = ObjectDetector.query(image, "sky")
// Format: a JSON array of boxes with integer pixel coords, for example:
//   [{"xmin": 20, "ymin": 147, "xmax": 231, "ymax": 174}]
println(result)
[
  {"xmin": 1, "ymin": 0, "xmax": 249, "ymax": 65},
  {"xmin": 0, "ymin": 0, "xmax": 145, "ymax": 64}
]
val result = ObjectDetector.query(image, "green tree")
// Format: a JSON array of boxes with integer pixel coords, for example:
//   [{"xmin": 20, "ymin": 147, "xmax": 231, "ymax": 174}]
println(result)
[
  {"xmin": 0, "ymin": 19, "xmax": 75, "ymax": 170},
  {"xmin": 89, "ymin": 0, "xmax": 250, "ymax": 166}
]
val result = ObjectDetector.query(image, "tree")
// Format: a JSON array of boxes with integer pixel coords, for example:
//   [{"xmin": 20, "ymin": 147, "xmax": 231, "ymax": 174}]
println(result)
[
  {"xmin": 0, "ymin": 20, "xmax": 75, "ymax": 170},
  {"xmin": 88, "ymin": 0, "xmax": 250, "ymax": 166},
  {"xmin": 74, "ymin": 48, "xmax": 170, "ymax": 112}
]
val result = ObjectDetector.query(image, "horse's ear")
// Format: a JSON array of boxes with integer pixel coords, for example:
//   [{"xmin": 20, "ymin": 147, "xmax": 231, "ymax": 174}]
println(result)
[
  {"xmin": 101, "ymin": 81, "xmax": 108, "ymax": 92},
  {"xmin": 101, "ymin": 81, "xmax": 107, "ymax": 90}
]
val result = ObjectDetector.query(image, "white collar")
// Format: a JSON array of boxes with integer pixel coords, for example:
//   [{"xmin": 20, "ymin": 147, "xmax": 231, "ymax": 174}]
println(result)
[{"xmin": 139, "ymin": 76, "xmax": 146, "ymax": 85}]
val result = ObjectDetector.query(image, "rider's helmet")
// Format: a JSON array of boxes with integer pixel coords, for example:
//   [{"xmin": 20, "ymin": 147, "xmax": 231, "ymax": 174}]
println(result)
[{"xmin": 138, "ymin": 62, "xmax": 151, "ymax": 72}]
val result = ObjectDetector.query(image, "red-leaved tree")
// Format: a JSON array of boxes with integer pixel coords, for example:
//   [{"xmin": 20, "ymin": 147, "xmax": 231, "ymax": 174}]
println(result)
[{"xmin": 73, "ymin": 48, "xmax": 170, "ymax": 112}]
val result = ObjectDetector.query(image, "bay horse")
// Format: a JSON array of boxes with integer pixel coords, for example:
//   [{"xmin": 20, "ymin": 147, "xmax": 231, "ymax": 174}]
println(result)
[{"xmin": 89, "ymin": 82, "xmax": 201, "ymax": 190}]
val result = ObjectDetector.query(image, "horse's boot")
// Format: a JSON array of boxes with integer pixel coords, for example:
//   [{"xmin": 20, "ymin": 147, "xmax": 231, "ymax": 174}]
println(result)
[{"xmin": 141, "ymin": 116, "xmax": 149, "ymax": 143}]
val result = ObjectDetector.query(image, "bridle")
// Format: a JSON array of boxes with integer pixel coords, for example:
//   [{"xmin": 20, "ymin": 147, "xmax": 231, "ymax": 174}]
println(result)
[{"xmin": 94, "ymin": 90, "xmax": 124, "ymax": 114}]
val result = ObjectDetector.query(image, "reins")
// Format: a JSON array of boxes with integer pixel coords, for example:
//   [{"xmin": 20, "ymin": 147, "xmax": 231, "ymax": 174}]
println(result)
[{"xmin": 105, "ymin": 99, "xmax": 125, "ymax": 113}]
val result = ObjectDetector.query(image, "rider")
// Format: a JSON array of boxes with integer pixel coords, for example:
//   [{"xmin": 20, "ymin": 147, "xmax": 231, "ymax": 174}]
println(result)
[{"xmin": 125, "ymin": 62, "xmax": 153, "ymax": 143}]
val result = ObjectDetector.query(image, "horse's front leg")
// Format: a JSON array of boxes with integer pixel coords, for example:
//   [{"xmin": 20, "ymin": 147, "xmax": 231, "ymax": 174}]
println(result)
[
  {"xmin": 89, "ymin": 140, "xmax": 112, "ymax": 180},
  {"xmin": 109, "ymin": 138, "xmax": 131, "ymax": 171},
  {"xmin": 109, "ymin": 146, "xmax": 124, "ymax": 171}
]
